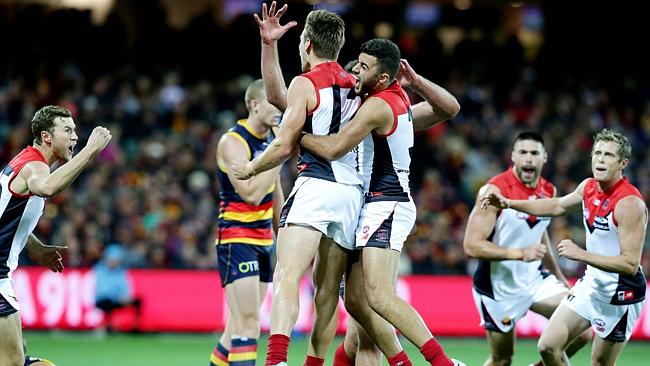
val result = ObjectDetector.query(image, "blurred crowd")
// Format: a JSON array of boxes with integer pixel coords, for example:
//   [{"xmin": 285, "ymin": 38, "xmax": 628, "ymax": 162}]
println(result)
[{"xmin": 1, "ymin": 2, "xmax": 649, "ymax": 278}]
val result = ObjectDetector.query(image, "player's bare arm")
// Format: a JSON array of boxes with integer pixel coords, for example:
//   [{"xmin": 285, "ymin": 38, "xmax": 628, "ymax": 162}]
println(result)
[
  {"xmin": 271, "ymin": 175, "xmax": 284, "ymax": 233},
  {"xmin": 26, "ymin": 233, "xmax": 67, "ymax": 273},
  {"xmin": 217, "ymin": 134, "xmax": 280, "ymax": 206},
  {"xmin": 232, "ymin": 76, "xmax": 312, "ymax": 180},
  {"xmin": 17, "ymin": 126, "xmax": 111, "ymax": 197},
  {"xmin": 540, "ymin": 231, "xmax": 570, "ymax": 288},
  {"xmin": 300, "ymin": 97, "xmax": 391, "ymax": 161},
  {"xmin": 255, "ymin": 1, "xmax": 296, "ymax": 111},
  {"xmin": 464, "ymin": 184, "xmax": 546, "ymax": 261},
  {"xmin": 397, "ymin": 59, "xmax": 460, "ymax": 130},
  {"xmin": 481, "ymin": 178, "xmax": 588, "ymax": 216},
  {"xmin": 558, "ymin": 195, "xmax": 647, "ymax": 276}
]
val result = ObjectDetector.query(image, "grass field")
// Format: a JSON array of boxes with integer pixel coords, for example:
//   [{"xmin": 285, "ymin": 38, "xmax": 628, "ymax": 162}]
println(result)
[{"xmin": 24, "ymin": 331, "xmax": 649, "ymax": 365}]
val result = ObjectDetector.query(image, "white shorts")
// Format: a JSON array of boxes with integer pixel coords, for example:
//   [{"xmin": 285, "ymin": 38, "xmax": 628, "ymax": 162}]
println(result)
[
  {"xmin": 355, "ymin": 200, "xmax": 416, "ymax": 252},
  {"xmin": 473, "ymin": 274, "xmax": 568, "ymax": 333},
  {"xmin": 279, "ymin": 177, "xmax": 363, "ymax": 250},
  {"xmin": 562, "ymin": 278, "xmax": 644, "ymax": 342},
  {"xmin": 0, "ymin": 278, "xmax": 19, "ymax": 315}
]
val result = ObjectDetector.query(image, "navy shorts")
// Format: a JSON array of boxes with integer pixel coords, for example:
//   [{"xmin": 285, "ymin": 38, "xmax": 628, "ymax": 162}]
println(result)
[
  {"xmin": 217, "ymin": 243, "xmax": 273, "ymax": 287},
  {"xmin": 0, "ymin": 293, "xmax": 17, "ymax": 317}
]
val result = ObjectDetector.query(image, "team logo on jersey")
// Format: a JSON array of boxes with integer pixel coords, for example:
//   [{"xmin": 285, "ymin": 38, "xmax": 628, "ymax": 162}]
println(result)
[
  {"xmin": 594, "ymin": 318, "xmax": 605, "ymax": 327},
  {"xmin": 617, "ymin": 290, "xmax": 634, "ymax": 302},
  {"xmin": 593, "ymin": 199, "xmax": 601, "ymax": 206},
  {"xmin": 361, "ymin": 226, "xmax": 370, "ymax": 240},
  {"xmin": 589, "ymin": 215, "xmax": 610, "ymax": 232},
  {"xmin": 375, "ymin": 229, "xmax": 390, "ymax": 242}
]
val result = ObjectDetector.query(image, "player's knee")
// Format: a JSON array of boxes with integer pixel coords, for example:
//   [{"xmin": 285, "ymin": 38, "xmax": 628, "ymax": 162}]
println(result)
[
  {"xmin": 365, "ymin": 291, "xmax": 391, "ymax": 316},
  {"xmin": 538, "ymin": 338, "xmax": 561, "ymax": 359},
  {"xmin": 239, "ymin": 311, "xmax": 260, "ymax": 330},
  {"xmin": 576, "ymin": 329, "xmax": 593, "ymax": 345},
  {"xmin": 343, "ymin": 295, "xmax": 367, "ymax": 319}
]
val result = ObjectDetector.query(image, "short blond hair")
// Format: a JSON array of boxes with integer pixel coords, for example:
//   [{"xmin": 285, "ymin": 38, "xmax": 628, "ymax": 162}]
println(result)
[
  {"xmin": 244, "ymin": 79, "xmax": 266, "ymax": 113},
  {"xmin": 593, "ymin": 129, "xmax": 631, "ymax": 161}
]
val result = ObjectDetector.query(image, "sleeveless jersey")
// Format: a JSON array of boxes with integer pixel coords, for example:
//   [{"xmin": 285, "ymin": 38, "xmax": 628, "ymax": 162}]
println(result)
[
  {"xmin": 216, "ymin": 120, "xmax": 275, "ymax": 246},
  {"xmin": 581, "ymin": 177, "xmax": 646, "ymax": 304},
  {"xmin": 0, "ymin": 146, "xmax": 47, "ymax": 279},
  {"xmin": 358, "ymin": 81, "xmax": 413, "ymax": 202},
  {"xmin": 298, "ymin": 62, "xmax": 363, "ymax": 186},
  {"xmin": 473, "ymin": 168, "xmax": 556, "ymax": 300}
]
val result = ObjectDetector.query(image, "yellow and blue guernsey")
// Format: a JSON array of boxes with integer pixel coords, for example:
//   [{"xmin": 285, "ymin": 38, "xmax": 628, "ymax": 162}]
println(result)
[{"xmin": 216, "ymin": 120, "xmax": 275, "ymax": 246}]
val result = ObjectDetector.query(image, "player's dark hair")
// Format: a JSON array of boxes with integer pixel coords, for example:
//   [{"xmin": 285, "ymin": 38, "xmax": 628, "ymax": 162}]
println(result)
[
  {"xmin": 344, "ymin": 59, "xmax": 358, "ymax": 73},
  {"xmin": 515, "ymin": 131, "xmax": 544, "ymax": 146},
  {"xmin": 305, "ymin": 10, "xmax": 345, "ymax": 61},
  {"xmin": 360, "ymin": 38, "xmax": 401, "ymax": 79},
  {"xmin": 32, "ymin": 105, "xmax": 72, "ymax": 145}
]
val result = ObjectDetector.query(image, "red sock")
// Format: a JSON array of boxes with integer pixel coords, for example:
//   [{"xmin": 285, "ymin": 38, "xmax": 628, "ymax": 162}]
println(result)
[
  {"xmin": 265, "ymin": 334, "xmax": 290, "ymax": 366},
  {"xmin": 304, "ymin": 355, "xmax": 325, "ymax": 366},
  {"xmin": 387, "ymin": 351, "xmax": 412, "ymax": 366},
  {"xmin": 420, "ymin": 338, "xmax": 453, "ymax": 366},
  {"xmin": 333, "ymin": 342, "xmax": 353, "ymax": 366}
]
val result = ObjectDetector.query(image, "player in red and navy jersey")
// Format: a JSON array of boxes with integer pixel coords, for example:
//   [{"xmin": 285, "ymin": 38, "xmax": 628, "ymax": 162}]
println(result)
[
  {"xmin": 210, "ymin": 79, "xmax": 284, "ymax": 366},
  {"xmin": 464, "ymin": 132, "xmax": 590, "ymax": 366},
  {"xmin": 0, "ymin": 105, "xmax": 111, "ymax": 366},
  {"xmin": 482, "ymin": 129, "xmax": 647, "ymax": 366},
  {"xmin": 233, "ymin": 4, "xmax": 366, "ymax": 366},
  {"xmin": 300, "ymin": 39, "xmax": 462, "ymax": 366}
]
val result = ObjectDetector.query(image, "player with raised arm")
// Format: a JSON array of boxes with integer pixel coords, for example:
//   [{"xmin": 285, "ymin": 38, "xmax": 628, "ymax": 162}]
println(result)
[
  {"xmin": 234, "ymin": 4, "xmax": 365, "ymax": 366},
  {"xmin": 0, "ymin": 105, "xmax": 111, "ymax": 366},
  {"xmin": 209, "ymin": 79, "xmax": 284, "ymax": 366},
  {"xmin": 299, "ymin": 39, "xmax": 462, "ymax": 366},
  {"xmin": 482, "ymin": 129, "xmax": 646, "ymax": 366},
  {"xmin": 463, "ymin": 132, "xmax": 590, "ymax": 366}
]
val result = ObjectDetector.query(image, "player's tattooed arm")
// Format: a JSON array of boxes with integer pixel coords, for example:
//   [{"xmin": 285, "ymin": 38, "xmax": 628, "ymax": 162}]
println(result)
[
  {"xmin": 233, "ymin": 76, "xmax": 309, "ymax": 179},
  {"xmin": 300, "ymin": 97, "xmax": 389, "ymax": 161}
]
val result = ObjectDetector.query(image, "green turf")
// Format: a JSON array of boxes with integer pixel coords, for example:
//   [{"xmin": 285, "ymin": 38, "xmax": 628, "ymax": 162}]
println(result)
[{"xmin": 23, "ymin": 331, "xmax": 650, "ymax": 365}]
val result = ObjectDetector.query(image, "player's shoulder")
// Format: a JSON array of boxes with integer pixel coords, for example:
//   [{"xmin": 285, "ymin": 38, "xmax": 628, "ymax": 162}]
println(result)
[
  {"xmin": 486, "ymin": 170, "xmax": 512, "ymax": 190},
  {"xmin": 538, "ymin": 176, "xmax": 556, "ymax": 197},
  {"xmin": 617, "ymin": 177, "xmax": 644, "ymax": 200},
  {"xmin": 300, "ymin": 62, "xmax": 354, "ymax": 89}
]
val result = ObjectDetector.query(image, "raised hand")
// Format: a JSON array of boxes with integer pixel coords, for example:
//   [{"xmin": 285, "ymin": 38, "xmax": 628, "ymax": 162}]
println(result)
[
  {"xmin": 86, "ymin": 126, "xmax": 112, "ymax": 153},
  {"xmin": 480, "ymin": 192, "xmax": 510, "ymax": 210},
  {"xmin": 254, "ymin": 1, "xmax": 298, "ymax": 45},
  {"xmin": 397, "ymin": 59, "xmax": 419, "ymax": 89}
]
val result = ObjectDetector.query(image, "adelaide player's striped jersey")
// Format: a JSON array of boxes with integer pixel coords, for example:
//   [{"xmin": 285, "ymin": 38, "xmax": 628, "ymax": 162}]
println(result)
[
  {"xmin": 1, "ymin": 146, "xmax": 47, "ymax": 279},
  {"xmin": 297, "ymin": 61, "xmax": 363, "ymax": 186},
  {"xmin": 581, "ymin": 177, "xmax": 646, "ymax": 305},
  {"xmin": 473, "ymin": 168, "xmax": 555, "ymax": 300},
  {"xmin": 216, "ymin": 120, "xmax": 275, "ymax": 246}
]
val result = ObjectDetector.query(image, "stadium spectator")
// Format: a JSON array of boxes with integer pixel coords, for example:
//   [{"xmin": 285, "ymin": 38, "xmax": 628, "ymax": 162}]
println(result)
[{"xmin": 94, "ymin": 244, "xmax": 142, "ymax": 333}]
